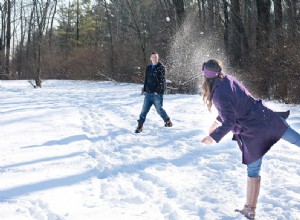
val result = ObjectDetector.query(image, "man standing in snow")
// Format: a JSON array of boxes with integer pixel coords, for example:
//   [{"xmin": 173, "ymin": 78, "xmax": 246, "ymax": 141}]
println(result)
[{"xmin": 135, "ymin": 52, "xmax": 172, "ymax": 133}]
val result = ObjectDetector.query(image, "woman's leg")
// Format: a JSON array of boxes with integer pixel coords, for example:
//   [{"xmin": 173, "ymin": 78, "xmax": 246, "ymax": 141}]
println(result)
[
  {"xmin": 236, "ymin": 157, "xmax": 262, "ymax": 219},
  {"xmin": 247, "ymin": 157, "xmax": 262, "ymax": 177},
  {"xmin": 281, "ymin": 126, "xmax": 300, "ymax": 147}
]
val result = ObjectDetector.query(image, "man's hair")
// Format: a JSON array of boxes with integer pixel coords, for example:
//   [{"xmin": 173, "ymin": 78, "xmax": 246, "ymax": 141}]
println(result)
[{"xmin": 151, "ymin": 51, "xmax": 158, "ymax": 55}]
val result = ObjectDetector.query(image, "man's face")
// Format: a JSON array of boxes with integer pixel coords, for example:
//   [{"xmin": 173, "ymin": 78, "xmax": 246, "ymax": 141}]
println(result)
[{"xmin": 150, "ymin": 54, "xmax": 159, "ymax": 64}]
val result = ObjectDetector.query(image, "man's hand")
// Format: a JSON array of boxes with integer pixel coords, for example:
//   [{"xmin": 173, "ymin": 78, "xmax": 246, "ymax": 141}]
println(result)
[
  {"xmin": 201, "ymin": 136, "xmax": 215, "ymax": 145},
  {"xmin": 154, "ymin": 92, "xmax": 158, "ymax": 95}
]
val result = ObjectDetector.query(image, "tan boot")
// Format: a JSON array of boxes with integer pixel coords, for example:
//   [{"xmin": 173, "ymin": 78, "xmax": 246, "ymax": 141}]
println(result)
[{"xmin": 236, "ymin": 176, "xmax": 261, "ymax": 219}]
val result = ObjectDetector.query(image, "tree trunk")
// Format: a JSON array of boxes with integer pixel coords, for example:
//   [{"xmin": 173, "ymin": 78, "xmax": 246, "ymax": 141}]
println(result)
[
  {"xmin": 125, "ymin": 0, "xmax": 147, "ymax": 67},
  {"xmin": 0, "ymin": 2, "xmax": 6, "ymax": 79},
  {"xmin": 103, "ymin": 0, "xmax": 114, "ymax": 74},
  {"xmin": 49, "ymin": 0, "xmax": 57, "ymax": 49},
  {"xmin": 207, "ymin": 0, "xmax": 214, "ymax": 29},
  {"xmin": 12, "ymin": 0, "xmax": 16, "ymax": 78},
  {"xmin": 27, "ymin": 5, "xmax": 34, "ymax": 57},
  {"xmin": 196, "ymin": 0, "xmax": 204, "ymax": 30},
  {"xmin": 172, "ymin": 0, "xmax": 185, "ymax": 27},
  {"xmin": 17, "ymin": 0, "xmax": 25, "ymax": 78},
  {"xmin": 76, "ymin": 0, "xmax": 80, "ymax": 49},
  {"xmin": 256, "ymin": 0, "xmax": 271, "ymax": 50},
  {"xmin": 273, "ymin": 0, "xmax": 283, "ymax": 50},
  {"xmin": 214, "ymin": 0, "xmax": 221, "ymax": 29},
  {"xmin": 201, "ymin": 0, "xmax": 205, "ymax": 28},
  {"xmin": 5, "ymin": 0, "xmax": 11, "ymax": 79},
  {"xmin": 231, "ymin": 0, "xmax": 249, "ymax": 61},
  {"xmin": 33, "ymin": 0, "xmax": 50, "ymax": 88},
  {"xmin": 222, "ymin": 0, "xmax": 229, "ymax": 53},
  {"xmin": 244, "ymin": 0, "xmax": 255, "ymax": 51},
  {"xmin": 286, "ymin": 0, "xmax": 297, "ymax": 42},
  {"xmin": 66, "ymin": 1, "xmax": 71, "ymax": 59}
]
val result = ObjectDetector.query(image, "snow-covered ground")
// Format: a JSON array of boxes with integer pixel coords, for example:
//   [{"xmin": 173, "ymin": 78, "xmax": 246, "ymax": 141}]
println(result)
[{"xmin": 0, "ymin": 80, "xmax": 299, "ymax": 220}]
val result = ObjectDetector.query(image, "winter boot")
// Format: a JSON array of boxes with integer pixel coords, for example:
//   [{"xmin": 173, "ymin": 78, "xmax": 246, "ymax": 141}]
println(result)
[
  {"xmin": 164, "ymin": 119, "xmax": 173, "ymax": 127},
  {"xmin": 135, "ymin": 122, "xmax": 143, "ymax": 133},
  {"xmin": 235, "ymin": 176, "xmax": 261, "ymax": 219}
]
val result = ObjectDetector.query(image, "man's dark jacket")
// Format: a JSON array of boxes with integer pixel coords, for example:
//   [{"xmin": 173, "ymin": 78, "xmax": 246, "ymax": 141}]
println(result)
[{"xmin": 143, "ymin": 62, "xmax": 166, "ymax": 94}]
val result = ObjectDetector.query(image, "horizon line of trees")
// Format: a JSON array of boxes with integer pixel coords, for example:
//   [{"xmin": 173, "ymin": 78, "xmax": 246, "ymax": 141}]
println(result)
[{"xmin": 0, "ymin": 0, "xmax": 299, "ymax": 103}]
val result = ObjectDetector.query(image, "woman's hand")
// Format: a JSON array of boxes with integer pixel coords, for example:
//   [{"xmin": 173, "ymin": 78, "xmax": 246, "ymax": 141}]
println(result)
[
  {"xmin": 201, "ymin": 136, "xmax": 215, "ymax": 145},
  {"xmin": 209, "ymin": 121, "xmax": 219, "ymax": 134}
]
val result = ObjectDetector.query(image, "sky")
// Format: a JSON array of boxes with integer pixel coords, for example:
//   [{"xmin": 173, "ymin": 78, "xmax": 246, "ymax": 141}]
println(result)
[{"xmin": 0, "ymin": 80, "xmax": 299, "ymax": 220}]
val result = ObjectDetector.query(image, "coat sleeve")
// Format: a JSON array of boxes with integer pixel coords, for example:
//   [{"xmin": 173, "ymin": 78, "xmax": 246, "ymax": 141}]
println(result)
[
  {"xmin": 143, "ymin": 67, "xmax": 148, "ymax": 92},
  {"xmin": 210, "ymin": 90, "xmax": 236, "ymax": 143},
  {"xmin": 156, "ymin": 65, "xmax": 166, "ymax": 94}
]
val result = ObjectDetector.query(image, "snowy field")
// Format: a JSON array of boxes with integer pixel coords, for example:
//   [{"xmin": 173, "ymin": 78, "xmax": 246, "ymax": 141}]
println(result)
[{"xmin": 0, "ymin": 80, "xmax": 299, "ymax": 220}]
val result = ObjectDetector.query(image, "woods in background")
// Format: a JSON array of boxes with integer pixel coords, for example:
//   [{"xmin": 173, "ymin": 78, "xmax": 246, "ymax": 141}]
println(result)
[{"xmin": 0, "ymin": 0, "xmax": 299, "ymax": 103}]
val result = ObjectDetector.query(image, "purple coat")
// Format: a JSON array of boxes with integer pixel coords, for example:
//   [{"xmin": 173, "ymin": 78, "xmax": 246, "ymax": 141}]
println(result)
[{"xmin": 209, "ymin": 74, "xmax": 288, "ymax": 165}]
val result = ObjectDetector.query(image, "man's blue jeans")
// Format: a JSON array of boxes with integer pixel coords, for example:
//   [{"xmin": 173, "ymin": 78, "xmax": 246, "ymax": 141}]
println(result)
[
  {"xmin": 247, "ymin": 126, "xmax": 300, "ymax": 177},
  {"xmin": 138, "ymin": 93, "xmax": 169, "ymax": 124}
]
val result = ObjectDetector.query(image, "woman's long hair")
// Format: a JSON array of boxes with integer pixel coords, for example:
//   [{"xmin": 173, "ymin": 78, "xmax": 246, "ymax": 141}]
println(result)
[
  {"xmin": 201, "ymin": 59, "xmax": 223, "ymax": 112},
  {"xmin": 202, "ymin": 78, "xmax": 215, "ymax": 112}
]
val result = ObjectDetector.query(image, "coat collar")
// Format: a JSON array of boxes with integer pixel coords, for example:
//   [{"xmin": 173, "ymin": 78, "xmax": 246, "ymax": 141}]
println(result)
[{"xmin": 211, "ymin": 75, "xmax": 226, "ymax": 97}]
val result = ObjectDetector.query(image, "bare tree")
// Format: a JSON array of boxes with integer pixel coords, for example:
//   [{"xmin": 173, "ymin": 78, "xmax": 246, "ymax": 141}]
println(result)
[
  {"xmin": 125, "ymin": 0, "xmax": 147, "ymax": 66},
  {"xmin": 103, "ymin": 0, "xmax": 114, "ymax": 74},
  {"xmin": 32, "ymin": 0, "xmax": 51, "ymax": 87},
  {"xmin": 207, "ymin": 0, "xmax": 214, "ymax": 29},
  {"xmin": 26, "ymin": 2, "xmax": 34, "ymax": 57},
  {"xmin": 196, "ymin": 0, "xmax": 204, "ymax": 30},
  {"xmin": 76, "ymin": 0, "xmax": 79, "ymax": 49},
  {"xmin": 222, "ymin": 0, "xmax": 229, "ymax": 53},
  {"xmin": 0, "ymin": 1, "xmax": 6, "ymax": 78},
  {"xmin": 49, "ymin": 0, "xmax": 57, "ymax": 49},
  {"xmin": 172, "ymin": 0, "xmax": 185, "ymax": 27},
  {"xmin": 273, "ymin": 0, "xmax": 283, "ymax": 50},
  {"xmin": 256, "ymin": 0, "xmax": 271, "ymax": 50},
  {"xmin": 5, "ymin": 0, "xmax": 11, "ymax": 79},
  {"xmin": 286, "ymin": 0, "xmax": 297, "ymax": 42},
  {"xmin": 230, "ymin": 0, "xmax": 249, "ymax": 62},
  {"xmin": 16, "ymin": 0, "xmax": 25, "ymax": 77}
]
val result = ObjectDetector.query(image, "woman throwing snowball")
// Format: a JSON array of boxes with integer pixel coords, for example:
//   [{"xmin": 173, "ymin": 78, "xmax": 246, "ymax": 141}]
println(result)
[{"xmin": 200, "ymin": 59, "xmax": 300, "ymax": 219}]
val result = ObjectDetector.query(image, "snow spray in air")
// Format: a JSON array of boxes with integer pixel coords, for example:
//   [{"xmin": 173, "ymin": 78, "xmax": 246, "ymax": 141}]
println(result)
[{"xmin": 165, "ymin": 14, "xmax": 227, "ymax": 94}]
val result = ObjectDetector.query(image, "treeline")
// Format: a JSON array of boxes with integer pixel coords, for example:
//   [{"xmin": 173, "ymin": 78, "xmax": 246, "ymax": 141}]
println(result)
[{"xmin": 0, "ymin": 0, "xmax": 299, "ymax": 102}]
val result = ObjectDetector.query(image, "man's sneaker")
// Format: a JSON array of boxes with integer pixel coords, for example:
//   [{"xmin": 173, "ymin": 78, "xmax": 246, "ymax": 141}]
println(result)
[
  {"xmin": 135, "ymin": 123, "xmax": 143, "ymax": 133},
  {"xmin": 164, "ymin": 119, "xmax": 173, "ymax": 127}
]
